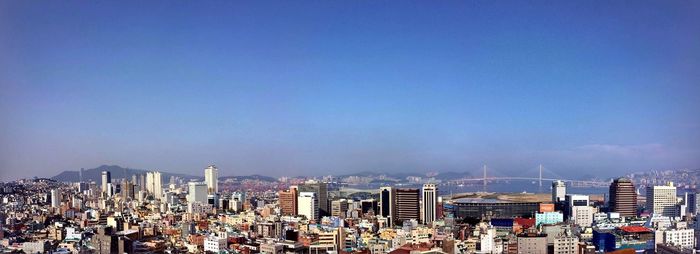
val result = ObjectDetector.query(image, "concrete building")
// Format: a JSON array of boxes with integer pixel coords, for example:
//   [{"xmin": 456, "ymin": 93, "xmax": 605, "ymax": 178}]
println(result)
[
  {"xmin": 517, "ymin": 233, "xmax": 547, "ymax": 254},
  {"xmin": 298, "ymin": 181, "xmax": 328, "ymax": 217},
  {"xmin": 609, "ymin": 178, "xmax": 638, "ymax": 217},
  {"xmin": 50, "ymin": 189, "xmax": 61, "ymax": 208},
  {"xmin": 278, "ymin": 186, "xmax": 298, "ymax": 215},
  {"xmin": 379, "ymin": 187, "xmax": 395, "ymax": 226},
  {"xmin": 331, "ymin": 199, "xmax": 348, "ymax": 218},
  {"xmin": 101, "ymin": 171, "xmax": 111, "ymax": 194},
  {"xmin": 394, "ymin": 188, "xmax": 420, "ymax": 225},
  {"xmin": 298, "ymin": 192, "xmax": 318, "ymax": 221},
  {"xmin": 187, "ymin": 181, "xmax": 208, "ymax": 204},
  {"xmin": 422, "ymin": 183, "xmax": 438, "ymax": 225},
  {"xmin": 552, "ymin": 180, "xmax": 566, "ymax": 203},
  {"xmin": 204, "ymin": 165, "xmax": 218, "ymax": 194},
  {"xmin": 535, "ymin": 211, "xmax": 564, "ymax": 226},
  {"xmin": 204, "ymin": 235, "xmax": 227, "ymax": 252},
  {"xmin": 146, "ymin": 171, "xmax": 163, "ymax": 200},
  {"xmin": 647, "ymin": 183, "xmax": 678, "ymax": 217},
  {"xmin": 571, "ymin": 206, "xmax": 594, "ymax": 227}
]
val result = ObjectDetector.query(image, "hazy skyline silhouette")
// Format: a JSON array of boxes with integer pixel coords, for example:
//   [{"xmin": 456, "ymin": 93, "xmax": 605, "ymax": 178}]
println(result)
[{"xmin": 1, "ymin": 1, "xmax": 699, "ymax": 181}]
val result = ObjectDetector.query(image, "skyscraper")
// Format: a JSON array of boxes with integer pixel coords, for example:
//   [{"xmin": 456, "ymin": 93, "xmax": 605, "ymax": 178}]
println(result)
[
  {"xmin": 101, "ymin": 171, "xmax": 111, "ymax": 194},
  {"xmin": 564, "ymin": 194, "xmax": 589, "ymax": 220},
  {"xmin": 298, "ymin": 181, "xmax": 328, "ymax": 217},
  {"xmin": 552, "ymin": 180, "xmax": 566, "ymax": 203},
  {"xmin": 395, "ymin": 188, "xmax": 420, "ymax": 225},
  {"xmin": 422, "ymin": 183, "xmax": 438, "ymax": 225},
  {"xmin": 146, "ymin": 171, "xmax": 163, "ymax": 200},
  {"xmin": 646, "ymin": 182, "xmax": 678, "ymax": 217},
  {"xmin": 278, "ymin": 186, "xmax": 298, "ymax": 215},
  {"xmin": 187, "ymin": 181, "xmax": 208, "ymax": 204},
  {"xmin": 204, "ymin": 165, "xmax": 219, "ymax": 194},
  {"xmin": 50, "ymin": 189, "xmax": 60, "ymax": 208},
  {"xmin": 609, "ymin": 178, "xmax": 637, "ymax": 217},
  {"xmin": 380, "ymin": 187, "xmax": 395, "ymax": 226},
  {"xmin": 298, "ymin": 192, "xmax": 318, "ymax": 221}
]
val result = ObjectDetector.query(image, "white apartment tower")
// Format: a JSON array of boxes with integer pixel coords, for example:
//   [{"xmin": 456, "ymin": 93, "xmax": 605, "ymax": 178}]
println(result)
[
  {"xmin": 552, "ymin": 180, "xmax": 566, "ymax": 203},
  {"xmin": 647, "ymin": 182, "xmax": 678, "ymax": 217},
  {"xmin": 146, "ymin": 171, "xmax": 163, "ymax": 200},
  {"xmin": 188, "ymin": 181, "xmax": 208, "ymax": 204},
  {"xmin": 298, "ymin": 192, "xmax": 318, "ymax": 221},
  {"xmin": 422, "ymin": 183, "xmax": 438, "ymax": 225},
  {"xmin": 204, "ymin": 165, "xmax": 219, "ymax": 194}
]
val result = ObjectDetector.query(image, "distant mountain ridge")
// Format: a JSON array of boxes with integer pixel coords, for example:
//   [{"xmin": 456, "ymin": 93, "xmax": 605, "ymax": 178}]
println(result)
[{"xmin": 52, "ymin": 165, "xmax": 198, "ymax": 183}]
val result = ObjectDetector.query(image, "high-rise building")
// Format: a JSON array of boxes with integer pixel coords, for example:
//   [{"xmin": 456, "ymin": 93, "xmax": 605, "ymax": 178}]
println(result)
[
  {"xmin": 187, "ymin": 181, "xmax": 208, "ymax": 204},
  {"xmin": 101, "ymin": 171, "xmax": 111, "ymax": 194},
  {"xmin": 298, "ymin": 181, "xmax": 328, "ymax": 217},
  {"xmin": 331, "ymin": 199, "xmax": 348, "ymax": 218},
  {"xmin": 422, "ymin": 183, "xmax": 438, "ymax": 225},
  {"xmin": 50, "ymin": 189, "xmax": 60, "ymax": 208},
  {"xmin": 686, "ymin": 191, "xmax": 698, "ymax": 215},
  {"xmin": 609, "ymin": 178, "xmax": 637, "ymax": 217},
  {"xmin": 278, "ymin": 186, "xmax": 298, "ymax": 215},
  {"xmin": 646, "ymin": 182, "xmax": 678, "ymax": 217},
  {"xmin": 298, "ymin": 192, "xmax": 318, "ymax": 221},
  {"xmin": 204, "ymin": 165, "xmax": 219, "ymax": 194},
  {"xmin": 379, "ymin": 187, "xmax": 395, "ymax": 224},
  {"xmin": 146, "ymin": 171, "xmax": 163, "ymax": 200},
  {"xmin": 552, "ymin": 180, "xmax": 566, "ymax": 203},
  {"xmin": 395, "ymin": 188, "xmax": 420, "ymax": 225},
  {"xmin": 564, "ymin": 194, "xmax": 589, "ymax": 220}
]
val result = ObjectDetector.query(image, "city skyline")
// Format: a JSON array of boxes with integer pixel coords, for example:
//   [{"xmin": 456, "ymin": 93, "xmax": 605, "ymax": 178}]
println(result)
[{"xmin": 2, "ymin": 1, "xmax": 700, "ymax": 181}]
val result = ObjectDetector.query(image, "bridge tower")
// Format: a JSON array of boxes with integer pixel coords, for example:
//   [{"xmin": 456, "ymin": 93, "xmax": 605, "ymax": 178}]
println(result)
[
  {"xmin": 539, "ymin": 164, "xmax": 543, "ymax": 187},
  {"xmin": 483, "ymin": 165, "xmax": 487, "ymax": 187}
]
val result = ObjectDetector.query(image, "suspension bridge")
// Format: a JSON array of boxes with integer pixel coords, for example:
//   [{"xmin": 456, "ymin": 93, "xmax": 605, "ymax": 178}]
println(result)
[{"xmin": 448, "ymin": 164, "xmax": 610, "ymax": 187}]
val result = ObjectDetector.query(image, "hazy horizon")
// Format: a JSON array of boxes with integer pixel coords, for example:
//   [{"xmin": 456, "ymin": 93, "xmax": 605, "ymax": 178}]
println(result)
[{"xmin": 2, "ymin": 1, "xmax": 700, "ymax": 181}]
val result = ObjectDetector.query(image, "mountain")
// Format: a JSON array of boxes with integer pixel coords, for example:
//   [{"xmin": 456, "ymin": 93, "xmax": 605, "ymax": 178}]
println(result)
[{"xmin": 52, "ymin": 165, "xmax": 198, "ymax": 183}]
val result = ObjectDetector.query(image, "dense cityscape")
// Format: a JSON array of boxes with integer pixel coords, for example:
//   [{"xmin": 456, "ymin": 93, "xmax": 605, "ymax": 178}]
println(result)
[{"xmin": 0, "ymin": 165, "xmax": 698, "ymax": 253}]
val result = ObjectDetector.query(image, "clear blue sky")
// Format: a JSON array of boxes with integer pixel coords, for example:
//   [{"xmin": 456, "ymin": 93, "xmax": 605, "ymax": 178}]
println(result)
[{"xmin": 1, "ymin": 1, "xmax": 699, "ymax": 181}]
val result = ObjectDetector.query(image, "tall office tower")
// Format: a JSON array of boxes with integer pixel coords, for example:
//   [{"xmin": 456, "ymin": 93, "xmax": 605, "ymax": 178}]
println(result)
[
  {"xmin": 50, "ymin": 189, "xmax": 60, "ymax": 208},
  {"xmin": 131, "ymin": 175, "xmax": 137, "ymax": 185},
  {"xmin": 686, "ymin": 192, "xmax": 698, "ymax": 215},
  {"xmin": 395, "ymin": 188, "xmax": 420, "ymax": 225},
  {"xmin": 361, "ymin": 199, "xmax": 379, "ymax": 215},
  {"xmin": 101, "ymin": 171, "xmax": 111, "ymax": 193},
  {"xmin": 564, "ymin": 194, "xmax": 589, "ymax": 220},
  {"xmin": 331, "ymin": 199, "xmax": 349, "ymax": 218},
  {"xmin": 298, "ymin": 181, "xmax": 329, "ymax": 217},
  {"xmin": 79, "ymin": 168, "xmax": 84, "ymax": 183},
  {"xmin": 380, "ymin": 187, "xmax": 395, "ymax": 225},
  {"xmin": 139, "ymin": 174, "xmax": 146, "ymax": 191},
  {"xmin": 187, "ymin": 182, "xmax": 208, "ymax": 204},
  {"xmin": 146, "ymin": 171, "xmax": 163, "ymax": 200},
  {"xmin": 122, "ymin": 179, "xmax": 134, "ymax": 200},
  {"xmin": 278, "ymin": 186, "xmax": 298, "ymax": 215},
  {"xmin": 422, "ymin": 184, "xmax": 438, "ymax": 225},
  {"xmin": 552, "ymin": 180, "xmax": 566, "ymax": 203},
  {"xmin": 298, "ymin": 192, "xmax": 318, "ymax": 221},
  {"xmin": 609, "ymin": 178, "xmax": 637, "ymax": 217},
  {"xmin": 204, "ymin": 165, "xmax": 219, "ymax": 194},
  {"xmin": 647, "ymin": 182, "xmax": 678, "ymax": 217}
]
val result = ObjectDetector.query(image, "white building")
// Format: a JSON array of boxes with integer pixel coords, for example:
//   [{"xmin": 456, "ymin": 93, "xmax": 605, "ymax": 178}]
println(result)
[
  {"xmin": 553, "ymin": 235, "xmax": 579, "ymax": 254},
  {"xmin": 661, "ymin": 228, "xmax": 695, "ymax": 250},
  {"xmin": 101, "ymin": 171, "xmax": 111, "ymax": 194},
  {"xmin": 204, "ymin": 235, "xmax": 228, "ymax": 252},
  {"xmin": 647, "ymin": 183, "xmax": 678, "ymax": 217},
  {"xmin": 421, "ymin": 183, "xmax": 438, "ymax": 225},
  {"xmin": 146, "ymin": 171, "xmax": 163, "ymax": 200},
  {"xmin": 571, "ymin": 206, "xmax": 594, "ymax": 227},
  {"xmin": 188, "ymin": 202, "xmax": 213, "ymax": 214},
  {"xmin": 50, "ymin": 189, "xmax": 61, "ymax": 208},
  {"xmin": 298, "ymin": 192, "xmax": 318, "ymax": 221},
  {"xmin": 187, "ymin": 182, "xmax": 208, "ymax": 204},
  {"xmin": 552, "ymin": 180, "xmax": 566, "ymax": 203},
  {"xmin": 204, "ymin": 165, "xmax": 219, "ymax": 194}
]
